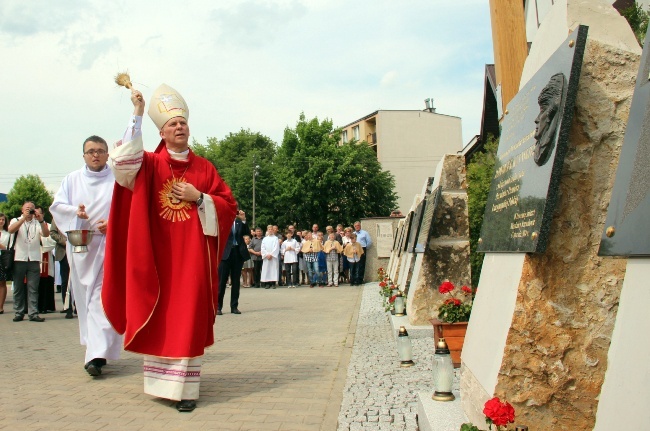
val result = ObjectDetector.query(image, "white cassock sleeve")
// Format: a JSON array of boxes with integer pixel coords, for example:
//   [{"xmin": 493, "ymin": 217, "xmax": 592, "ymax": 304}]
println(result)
[
  {"xmin": 50, "ymin": 176, "xmax": 83, "ymax": 231},
  {"xmin": 109, "ymin": 115, "xmax": 144, "ymax": 191},
  {"xmin": 197, "ymin": 195, "xmax": 218, "ymax": 237}
]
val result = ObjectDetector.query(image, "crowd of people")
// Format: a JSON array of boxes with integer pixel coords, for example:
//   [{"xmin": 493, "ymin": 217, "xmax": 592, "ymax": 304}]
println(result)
[{"xmin": 241, "ymin": 222, "xmax": 372, "ymax": 289}]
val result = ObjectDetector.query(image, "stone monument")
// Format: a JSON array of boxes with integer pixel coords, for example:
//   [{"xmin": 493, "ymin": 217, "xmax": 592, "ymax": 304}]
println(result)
[
  {"xmin": 405, "ymin": 154, "xmax": 471, "ymax": 326},
  {"xmin": 461, "ymin": 4, "xmax": 641, "ymax": 429}
]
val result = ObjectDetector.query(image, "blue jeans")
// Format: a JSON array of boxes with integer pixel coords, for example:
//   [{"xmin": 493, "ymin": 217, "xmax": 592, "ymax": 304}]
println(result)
[
  {"xmin": 349, "ymin": 261, "xmax": 362, "ymax": 285},
  {"xmin": 306, "ymin": 260, "xmax": 319, "ymax": 285}
]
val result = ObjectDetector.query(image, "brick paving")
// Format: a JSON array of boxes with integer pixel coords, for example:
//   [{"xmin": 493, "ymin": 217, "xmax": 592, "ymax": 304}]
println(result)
[{"xmin": 0, "ymin": 283, "xmax": 363, "ymax": 431}]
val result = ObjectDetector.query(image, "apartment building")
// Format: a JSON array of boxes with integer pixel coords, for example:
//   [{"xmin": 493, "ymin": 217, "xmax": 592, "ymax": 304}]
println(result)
[{"xmin": 339, "ymin": 107, "xmax": 462, "ymax": 213}]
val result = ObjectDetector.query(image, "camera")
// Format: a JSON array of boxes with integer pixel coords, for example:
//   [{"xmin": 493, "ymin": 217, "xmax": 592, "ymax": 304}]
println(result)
[{"xmin": 29, "ymin": 209, "xmax": 36, "ymax": 215}]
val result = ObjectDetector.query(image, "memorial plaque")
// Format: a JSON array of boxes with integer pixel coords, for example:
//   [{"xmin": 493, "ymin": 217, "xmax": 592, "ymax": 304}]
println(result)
[
  {"xmin": 407, "ymin": 199, "xmax": 425, "ymax": 253},
  {"xmin": 376, "ymin": 222, "xmax": 394, "ymax": 258},
  {"xmin": 599, "ymin": 28, "xmax": 650, "ymax": 256},
  {"xmin": 477, "ymin": 26, "xmax": 588, "ymax": 253},
  {"xmin": 402, "ymin": 212, "xmax": 413, "ymax": 252},
  {"xmin": 393, "ymin": 218, "xmax": 405, "ymax": 254},
  {"xmin": 415, "ymin": 187, "xmax": 441, "ymax": 253}
]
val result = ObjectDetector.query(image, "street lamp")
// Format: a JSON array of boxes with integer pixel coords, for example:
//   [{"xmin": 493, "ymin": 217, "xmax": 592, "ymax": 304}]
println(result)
[{"xmin": 252, "ymin": 162, "xmax": 260, "ymax": 228}]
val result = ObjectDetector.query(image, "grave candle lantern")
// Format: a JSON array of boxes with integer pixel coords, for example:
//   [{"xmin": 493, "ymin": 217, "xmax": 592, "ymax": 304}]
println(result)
[
  {"xmin": 432, "ymin": 338, "xmax": 455, "ymax": 401},
  {"xmin": 394, "ymin": 291, "xmax": 405, "ymax": 316},
  {"xmin": 397, "ymin": 326, "xmax": 415, "ymax": 367}
]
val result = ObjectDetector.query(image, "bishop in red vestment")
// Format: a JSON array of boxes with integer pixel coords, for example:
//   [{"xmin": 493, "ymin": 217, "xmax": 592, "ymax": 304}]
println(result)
[{"xmin": 103, "ymin": 83, "xmax": 237, "ymax": 412}]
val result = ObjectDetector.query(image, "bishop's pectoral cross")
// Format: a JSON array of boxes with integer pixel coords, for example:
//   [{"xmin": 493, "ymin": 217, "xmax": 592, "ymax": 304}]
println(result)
[{"xmin": 166, "ymin": 192, "xmax": 181, "ymax": 205}]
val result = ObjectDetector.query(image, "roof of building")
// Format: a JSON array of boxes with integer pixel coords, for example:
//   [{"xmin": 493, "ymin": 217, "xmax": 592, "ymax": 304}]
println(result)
[{"xmin": 340, "ymin": 109, "xmax": 461, "ymax": 129}]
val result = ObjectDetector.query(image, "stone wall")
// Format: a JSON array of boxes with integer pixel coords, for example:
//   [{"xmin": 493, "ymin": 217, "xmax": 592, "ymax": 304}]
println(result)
[{"xmin": 492, "ymin": 40, "xmax": 635, "ymax": 430}]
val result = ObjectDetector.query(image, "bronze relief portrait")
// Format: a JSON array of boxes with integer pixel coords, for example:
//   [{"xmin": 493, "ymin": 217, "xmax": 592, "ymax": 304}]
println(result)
[{"xmin": 534, "ymin": 72, "xmax": 566, "ymax": 166}]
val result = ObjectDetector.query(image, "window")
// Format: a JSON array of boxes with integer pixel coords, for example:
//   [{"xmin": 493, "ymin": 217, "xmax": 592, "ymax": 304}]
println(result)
[
  {"xmin": 342, "ymin": 130, "xmax": 348, "ymax": 143},
  {"xmin": 353, "ymin": 125, "xmax": 360, "ymax": 140}
]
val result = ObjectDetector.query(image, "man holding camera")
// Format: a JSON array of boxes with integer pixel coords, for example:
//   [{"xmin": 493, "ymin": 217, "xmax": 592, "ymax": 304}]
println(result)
[{"xmin": 8, "ymin": 201, "xmax": 50, "ymax": 322}]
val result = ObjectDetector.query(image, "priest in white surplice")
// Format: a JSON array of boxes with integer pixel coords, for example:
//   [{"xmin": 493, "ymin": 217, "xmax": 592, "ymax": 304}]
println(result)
[
  {"xmin": 261, "ymin": 225, "xmax": 280, "ymax": 288},
  {"xmin": 50, "ymin": 135, "xmax": 122, "ymax": 377}
]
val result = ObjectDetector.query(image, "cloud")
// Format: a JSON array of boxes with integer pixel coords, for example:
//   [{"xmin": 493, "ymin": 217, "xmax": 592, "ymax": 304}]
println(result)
[
  {"xmin": 210, "ymin": 0, "xmax": 308, "ymax": 48},
  {"xmin": 77, "ymin": 37, "xmax": 120, "ymax": 70},
  {"xmin": 380, "ymin": 71, "xmax": 398, "ymax": 87},
  {"xmin": 0, "ymin": 0, "xmax": 87, "ymax": 36}
]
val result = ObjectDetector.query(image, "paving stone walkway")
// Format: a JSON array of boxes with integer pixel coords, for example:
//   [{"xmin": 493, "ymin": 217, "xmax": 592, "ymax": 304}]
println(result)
[
  {"xmin": 0, "ymin": 284, "xmax": 363, "ymax": 431},
  {"xmin": 337, "ymin": 284, "xmax": 460, "ymax": 431}
]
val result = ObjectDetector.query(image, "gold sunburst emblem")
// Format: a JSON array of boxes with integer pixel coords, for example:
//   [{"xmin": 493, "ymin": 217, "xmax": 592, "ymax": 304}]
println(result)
[{"xmin": 159, "ymin": 178, "xmax": 192, "ymax": 222}]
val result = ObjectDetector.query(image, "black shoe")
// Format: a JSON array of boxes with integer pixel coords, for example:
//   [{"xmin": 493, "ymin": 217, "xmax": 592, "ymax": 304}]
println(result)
[
  {"xmin": 231, "ymin": 309, "xmax": 241, "ymax": 314},
  {"xmin": 84, "ymin": 361, "xmax": 102, "ymax": 377},
  {"xmin": 264, "ymin": 286, "xmax": 270, "ymax": 289},
  {"xmin": 216, "ymin": 310, "xmax": 223, "ymax": 315},
  {"xmin": 60, "ymin": 310, "xmax": 68, "ymax": 313},
  {"xmin": 176, "ymin": 399, "xmax": 196, "ymax": 412},
  {"xmin": 65, "ymin": 312, "xmax": 74, "ymax": 319},
  {"xmin": 13, "ymin": 315, "xmax": 23, "ymax": 322},
  {"xmin": 29, "ymin": 316, "xmax": 45, "ymax": 322}
]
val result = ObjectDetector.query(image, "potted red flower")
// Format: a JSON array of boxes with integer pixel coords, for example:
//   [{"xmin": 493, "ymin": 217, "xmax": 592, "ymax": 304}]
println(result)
[
  {"xmin": 460, "ymin": 397, "xmax": 516, "ymax": 430},
  {"xmin": 430, "ymin": 281, "xmax": 474, "ymax": 367}
]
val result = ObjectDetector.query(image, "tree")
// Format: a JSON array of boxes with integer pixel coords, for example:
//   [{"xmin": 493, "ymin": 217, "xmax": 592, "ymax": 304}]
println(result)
[
  {"xmin": 0, "ymin": 174, "xmax": 54, "ymax": 220},
  {"xmin": 192, "ymin": 130, "xmax": 277, "ymax": 229},
  {"xmin": 273, "ymin": 113, "xmax": 397, "ymax": 229},
  {"xmin": 622, "ymin": 2, "xmax": 649, "ymax": 45},
  {"xmin": 466, "ymin": 136, "xmax": 499, "ymax": 287}
]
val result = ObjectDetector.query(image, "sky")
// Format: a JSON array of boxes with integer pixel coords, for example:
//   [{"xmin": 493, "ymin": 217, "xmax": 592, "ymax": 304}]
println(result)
[{"xmin": 0, "ymin": 0, "xmax": 493, "ymax": 193}]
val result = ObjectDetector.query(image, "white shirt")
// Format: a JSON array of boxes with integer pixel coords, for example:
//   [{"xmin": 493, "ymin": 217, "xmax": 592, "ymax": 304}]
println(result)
[
  {"xmin": 0, "ymin": 230, "xmax": 10, "ymax": 249},
  {"xmin": 281, "ymin": 238, "xmax": 299, "ymax": 264},
  {"xmin": 10, "ymin": 218, "xmax": 47, "ymax": 262}
]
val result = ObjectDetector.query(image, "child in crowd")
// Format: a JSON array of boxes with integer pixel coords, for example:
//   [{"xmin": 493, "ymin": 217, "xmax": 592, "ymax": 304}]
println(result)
[
  {"xmin": 323, "ymin": 232, "xmax": 343, "ymax": 286},
  {"xmin": 301, "ymin": 232, "xmax": 322, "ymax": 287},
  {"xmin": 297, "ymin": 230, "xmax": 307, "ymax": 285},
  {"xmin": 340, "ymin": 227, "xmax": 352, "ymax": 283},
  {"xmin": 343, "ymin": 232, "xmax": 364, "ymax": 286},
  {"xmin": 242, "ymin": 235, "xmax": 254, "ymax": 287},
  {"xmin": 316, "ymin": 232, "xmax": 327, "ymax": 287},
  {"xmin": 281, "ymin": 230, "xmax": 300, "ymax": 288}
]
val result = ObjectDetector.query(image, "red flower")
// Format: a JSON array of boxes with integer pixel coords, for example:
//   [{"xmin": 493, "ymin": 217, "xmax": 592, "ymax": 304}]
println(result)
[
  {"xmin": 389, "ymin": 295, "xmax": 397, "ymax": 303},
  {"xmin": 379, "ymin": 281, "xmax": 387, "ymax": 288},
  {"xmin": 483, "ymin": 397, "xmax": 515, "ymax": 427},
  {"xmin": 462, "ymin": 285, "xmax": 472, "ymax": 294},
  {"xmin": 444, "ymin": 298, "xmax": 461, "ymax": 306},
  {"xmin": 439, "ymin": 281, "xmax": 455, "ymax": 294}
]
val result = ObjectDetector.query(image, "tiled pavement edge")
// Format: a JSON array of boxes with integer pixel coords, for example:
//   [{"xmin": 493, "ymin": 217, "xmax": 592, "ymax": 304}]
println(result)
[
  {"xmin": 336, "ymin": 283, "xmax": 461, "ymax": 431},
  {"xmin": 0, "ymin": 284, "xmax": 363, "ymax": 431}
]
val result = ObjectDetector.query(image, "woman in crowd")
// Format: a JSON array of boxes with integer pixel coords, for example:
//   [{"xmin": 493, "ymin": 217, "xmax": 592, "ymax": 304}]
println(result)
[{"xmin": 0, "ymin": 213, "xmax": 10, "ymax": 314}]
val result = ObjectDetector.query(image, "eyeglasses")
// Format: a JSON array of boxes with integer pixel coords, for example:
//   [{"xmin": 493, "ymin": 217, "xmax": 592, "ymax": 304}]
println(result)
[{"xmin": 84, "ymin": 149, "xmax": 108, "ymax": 156}]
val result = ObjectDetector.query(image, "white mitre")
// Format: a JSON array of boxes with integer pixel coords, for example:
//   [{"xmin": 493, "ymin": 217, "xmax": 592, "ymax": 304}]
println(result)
[{"xmin": 148, "ymin": 83, "xmax": 189, "ymax": 130}]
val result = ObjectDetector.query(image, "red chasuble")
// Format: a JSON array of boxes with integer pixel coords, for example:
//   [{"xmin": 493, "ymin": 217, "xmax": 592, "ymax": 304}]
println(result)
[{"xmin": 103, "ymin": 142, "xmax": 237, "ymax": 358}]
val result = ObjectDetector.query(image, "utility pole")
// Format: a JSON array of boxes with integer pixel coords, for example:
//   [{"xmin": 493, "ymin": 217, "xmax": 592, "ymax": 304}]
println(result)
[{"xmin": 252, "ymin": 156, "xmax": 260, "ymax": 228}]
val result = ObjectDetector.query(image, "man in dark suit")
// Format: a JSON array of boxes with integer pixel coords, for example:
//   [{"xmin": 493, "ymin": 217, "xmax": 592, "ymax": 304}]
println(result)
[{"xmin": 218, "ymin": 210, "xmax": 250, "ymax": 315}]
